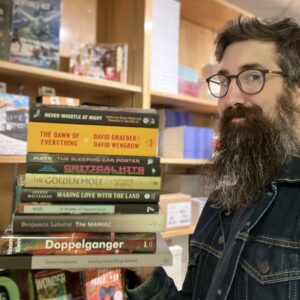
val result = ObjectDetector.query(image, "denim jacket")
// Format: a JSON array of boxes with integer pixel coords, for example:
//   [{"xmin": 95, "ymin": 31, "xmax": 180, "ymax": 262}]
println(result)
[{"xmin": 125, "ymin": 157, "xmax": 300, "ymax": 299}]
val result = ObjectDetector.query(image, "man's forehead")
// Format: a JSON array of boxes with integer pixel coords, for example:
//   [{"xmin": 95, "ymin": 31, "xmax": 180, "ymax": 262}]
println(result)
[{"xmin": 220, "ymin": 40, "xmax": 278, "ymax": 72}]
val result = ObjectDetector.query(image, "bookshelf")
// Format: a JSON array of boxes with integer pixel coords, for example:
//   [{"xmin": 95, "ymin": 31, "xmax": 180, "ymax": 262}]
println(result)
[
  {"xmin": 151, "ymin": 91, "xmax": 217, "ymax": 114},
  {"xmin": 162, "ymin": 225, "xmax": 195, "ymax": 239},
  {"xmin": 0, "ymin": 0, "xmax": 246, "ymax": 273}
]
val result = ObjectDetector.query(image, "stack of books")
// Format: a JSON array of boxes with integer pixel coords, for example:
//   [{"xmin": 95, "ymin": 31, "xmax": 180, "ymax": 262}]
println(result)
[{"xmin": 0, "ymin": 104, "xmax": 172, "ymax": 269}]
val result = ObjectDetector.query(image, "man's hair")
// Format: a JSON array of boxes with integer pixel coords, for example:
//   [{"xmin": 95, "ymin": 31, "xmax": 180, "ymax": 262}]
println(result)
[{"xmin": 215, "ymin": 16, "xmax": 300, "ymax": 89}]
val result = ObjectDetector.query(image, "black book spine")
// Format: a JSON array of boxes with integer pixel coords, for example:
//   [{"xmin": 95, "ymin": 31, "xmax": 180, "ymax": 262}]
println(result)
[
  {"xmin": 18, "ymin": 188, "xmax": 160, "ymax": 203},
  {"xmin": 29, "ymin": 105, "xmax": 159, "ymax": 128}
]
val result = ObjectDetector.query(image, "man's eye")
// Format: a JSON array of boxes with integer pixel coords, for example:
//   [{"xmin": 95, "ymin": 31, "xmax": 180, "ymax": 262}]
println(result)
[{"xmin": 249, "ymin": 74, "xmax": 261, "ymax": 81}]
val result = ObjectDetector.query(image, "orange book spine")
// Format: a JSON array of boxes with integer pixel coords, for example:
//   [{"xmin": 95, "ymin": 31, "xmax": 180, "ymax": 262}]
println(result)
[{"xmin": 27, "ymin": 122, "xmax": 158, "ymax": 156}]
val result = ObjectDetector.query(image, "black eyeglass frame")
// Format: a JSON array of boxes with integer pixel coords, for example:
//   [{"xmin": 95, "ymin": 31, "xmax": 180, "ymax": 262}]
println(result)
[{"xmin": 206, "ymin": 69, "xmax": 287, "ymax": 98}]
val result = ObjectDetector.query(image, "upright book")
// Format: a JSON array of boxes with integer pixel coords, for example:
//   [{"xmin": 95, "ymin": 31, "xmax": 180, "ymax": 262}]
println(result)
[
  {"xmin": 27, "ymin": 122, "xmax": 158, "ymax": 156},
  {"xmin": 84, "ymin": 269, "xmax": 124, "ymax": 300},
  {"xmin": 0, "ymin": 0, "xmax": 12, "ymax": 60},
  {"xmin": 9, "ymin": 0, "xmax": 61, "ymax": 69},
  {"xmin": 69, "ymin": 43, "xmax": 128, "ymax": 83},
  {"xmin": 0, "ymin": 232, "xmax": 156, "ymax": 255},
  {"xmin": 30, "ymin": 104, "xmax": 159, "ymax": 127},
  {"xmin": 0, "ymin": 92, "xmax": 29, "ymax": 155}
]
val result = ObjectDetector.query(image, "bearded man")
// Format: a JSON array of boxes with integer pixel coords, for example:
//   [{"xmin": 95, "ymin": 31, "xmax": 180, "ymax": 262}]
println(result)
[{"xmin": 125, "ymin": 17, "xmax": 300, "ymax": 300}]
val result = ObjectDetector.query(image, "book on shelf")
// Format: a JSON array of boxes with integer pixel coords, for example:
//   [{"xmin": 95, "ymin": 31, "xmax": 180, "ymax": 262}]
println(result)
[
  {"xmin": 69, "ymin": 43, "xmax": 128, "ymax": 83},
  {"xmin": 0, "ymin": 234, "xmax": 172, "ymax": 269},
  {"xmin": 27, "ymin": 122, "xmax": 158, "ymax": 156},
  {"xmin": 0, "ymin": 270, "xmax": 34, "ymax": 299},
  {"xmin": 17, "ymin": 202, "xmax": 159, "ymax": 214},
  {"xmin": 0, "ymin": 92, "xmax": 29, "ymax": 155},
  {"xmin": 84, "ymin": 268, "xmax": 124, "ymax": 300},
  {"xmin": 27, "ymin": 152, "xmax": 160, "ymax": 165},
  {"xmin": 16, "ymin": 186, "xmax": 160, "ymax": 203},
  {"xmin": 9, "ymin": 0, "xmax": 61, "ymax": 70},
  {"xmin": 27, "ymin": 162, "xmax": 160, "ymax": 176},
  {"xmin": 0, "ymin": 0, "xmax": 12, "ymax": 61},
  {"xmin": 161, "ymin": 125, "xmax": 213, "ymax": 159},
  {"xmin": 26, "ymin": 154, "xmax": 160, "ymax": 176},
  {"xmin": 24, "ymin": 173, "xmax": 161, "ymax": 190},
  {"xmin": 36, "ymin": 96, "xmax": 80, "ymax": 106},
  {"xmin": 0, "ymin": 232, "xmax": 156, "ymax": 255},
  {"xmin": 11, "ymin": 213, "xmax": 166, "ymax": 233},
  {"xmin": 32, "ymin": 270, "xmax": 82, "ymax": 300},
  {"xmin": 30, "ymin": 104, "xmax": 159, "ymax": 128}
]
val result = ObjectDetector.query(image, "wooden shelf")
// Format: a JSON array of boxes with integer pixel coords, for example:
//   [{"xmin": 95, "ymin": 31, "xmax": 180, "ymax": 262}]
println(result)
[
  {"xmin": 162, "ymin": 225, "xmax": 195, "ymax": 239},
  {"xmin": 180, "ymin": 0, "xmax": 251, "ymax": 31},
  {"xmin": 161, "ymin": 158, "xmax": 209, "ymax": 165},
  {"xmin": 0, "ymin": 156, "xmax": 26, "ymax": 164},
  {"xmin": 151, "ymin": 91, "xmax": 217, "ymax": 114},
  {"xmin": 0, "ymin": 61, "xmax": 142, "ymax": 95}
]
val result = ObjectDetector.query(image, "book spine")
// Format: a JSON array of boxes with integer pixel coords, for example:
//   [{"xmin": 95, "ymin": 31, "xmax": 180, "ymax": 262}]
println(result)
[
  {"xmin": 0, "ymin": 233, "xmax": 156, "ymax": 255},
  {"xmin": 27, "ymin": 152, "xmax": 160, "ymax": 165},
  {"xmin": 24, "ymin": 174, "xmax": 161, "ymax": 190},
  {"xmin": 27, "ymin": 122, "xmax": 158, "ymax": 156},
  {"xmin": 17, "ymin": 202, "xmax": 159, "ymax": 214},
  {"xmin": 0, "ymin": 251, "xmax": 172, "ymax": 269},
  {"xmin": 12, "ymin": 214, "xmax": 165, "ymax": 233},
  {"xmin": 26, "ymin": 162, "xmax": 160, "ymax": 176},
  {"xmin": 19, "ymin": 188, "xmax": 160, "ymax": 203},
  {"xmin": 29, "ymin": 105, "xmax": 159, "ymax": 128}
]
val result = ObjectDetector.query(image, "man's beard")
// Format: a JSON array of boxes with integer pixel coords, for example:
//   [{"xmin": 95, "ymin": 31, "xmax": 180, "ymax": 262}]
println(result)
[{"xmin": 207, "ymin": 91, "xmax": 300, "ymax": 211}]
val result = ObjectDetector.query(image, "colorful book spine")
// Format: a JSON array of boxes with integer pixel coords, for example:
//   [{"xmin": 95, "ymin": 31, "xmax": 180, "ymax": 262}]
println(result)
[
  {"xmin": 17, "ymin": 202, "xmax": 159, "ymax": 214},
  {"xmin": 12, "ymin": 213, "xmax": 165, "ymax": 233},
  {"xmin": 24, "ymin": 174, "xmax": 161, "ymax": 190},
  {"xmin": 0, "ymin": 232, "xmax": 156, "ymax": 255},
  {"xmin": 84, "ymin": 269, "xmax": 124, "ymax": 300},
  {"xmin": 17, "ymin": 187, "xmax": 160, "ymax": 203},
  {"xmin": 30, "ymin": 104, "xmax": 159, "ymax": 127},
  {"xmin": 27, "ymin": 122, "xmax": 158, "ymax": 156},
  {"xmin": 26, "ymin": 162, "xmax": 160, "ymax": 176}
]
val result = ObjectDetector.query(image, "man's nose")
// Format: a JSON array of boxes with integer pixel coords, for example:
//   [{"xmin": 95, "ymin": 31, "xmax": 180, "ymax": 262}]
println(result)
[{"xmin": 223, "ymin": 79, "xmax": 246, "ymax": 108}]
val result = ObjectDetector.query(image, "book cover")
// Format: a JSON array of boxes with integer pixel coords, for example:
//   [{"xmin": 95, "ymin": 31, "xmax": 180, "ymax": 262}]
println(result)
[
  {"xmin": 17, "ymin": 202, "xmax": 159, "ymax": 214},
  {"xmin": 69, "ymin": 43, "xmax": 128, "ymax": 83},
  {"xmin": 12, "ymin": 213, "xmax": 166, "ymax": 233},
  {"xmin": 0, "ymin": 234, "xmax": 172, "ymax": 269},
  {"xmin": 0, "ymin": 232, "xmax": 156, "ymax": 255},
  {"xmin": 32, "ymin": 270, "xmax": 82, "ymax": 300},
  {"xmin": 0, "ymin": 92, "xmax": 29, "ymax": 155},
  {"xmin": 9, "ymin": 0, "xmax": 61, "ymax": 70},
  {"xmin": 0, "ymin": 0, "xmax": 12, "ymax": 60},
  {"xmin": 84, "ymin": 269, "xmax": 124, "ymax": 300},
  {"xmin": 27, "ymin": 122, "xmax": 158, "ymax": 156},
  {"xmin": 29, "ymin": 104, "xmax": 159, "ymax": 128},
  {"xmin": 24, "ymin": 173, "xmax": 161, "ymax": 190},
  {"xmin": 17, "ymin": 187, "xmax": 160, "ymax": 203}
]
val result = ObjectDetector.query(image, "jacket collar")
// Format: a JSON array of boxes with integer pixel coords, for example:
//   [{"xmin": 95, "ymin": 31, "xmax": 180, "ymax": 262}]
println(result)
[{"xmin": 275, "ymin": 155, "xmax": 300, "ymax": 183}]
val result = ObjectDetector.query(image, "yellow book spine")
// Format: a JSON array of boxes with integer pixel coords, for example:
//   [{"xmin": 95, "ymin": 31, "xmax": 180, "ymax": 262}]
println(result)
[
  {"xmin": 24, "ymin": 174, "xmax": 161, "ymax": 190},
  {"xmin": 27, "ymin": 122, "xmax": 158, "ymax": 156}
]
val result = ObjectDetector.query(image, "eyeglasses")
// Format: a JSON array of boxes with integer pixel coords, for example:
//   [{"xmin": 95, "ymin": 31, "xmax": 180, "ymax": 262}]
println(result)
[{"xmin": 206, "ymin": 69, "xmax": 287, "ymax": 98}]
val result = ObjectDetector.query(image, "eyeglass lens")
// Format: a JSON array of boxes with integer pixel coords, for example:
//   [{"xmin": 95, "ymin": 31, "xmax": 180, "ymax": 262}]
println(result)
[{"xmin": 208, "ymin": 69, "xmax": 265, "ymax": 98}]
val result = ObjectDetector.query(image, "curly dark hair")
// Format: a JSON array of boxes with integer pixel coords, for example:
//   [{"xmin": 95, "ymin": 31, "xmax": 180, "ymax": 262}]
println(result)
[{"xmin": 215, "ymin": 16, "xmax": 300, "ymax": 89}]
